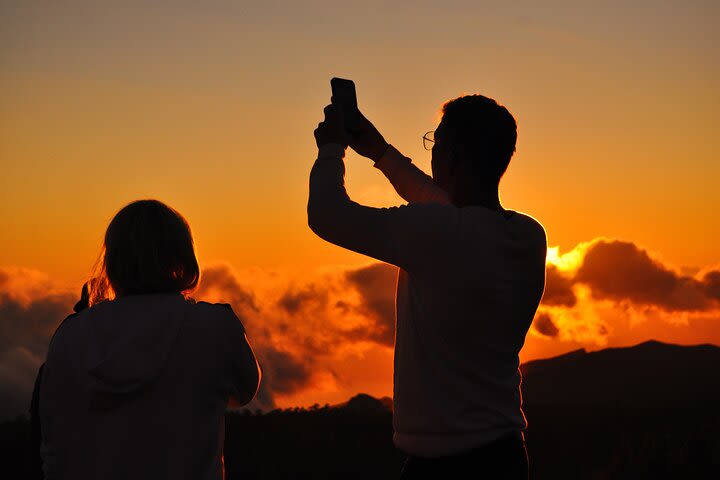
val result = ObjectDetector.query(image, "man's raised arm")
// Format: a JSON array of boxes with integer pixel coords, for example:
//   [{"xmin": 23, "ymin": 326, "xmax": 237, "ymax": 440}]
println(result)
[
  {"xmin": 373, "ymin": 145, "xmax": 450, "ymax": 205},
  {"xmin": 347, "ymin": 109, "xmax": 450, "ymax": 205},
  {"xmin": 308, "ymin": 104, "xmax": 450, "ymax": 273}
]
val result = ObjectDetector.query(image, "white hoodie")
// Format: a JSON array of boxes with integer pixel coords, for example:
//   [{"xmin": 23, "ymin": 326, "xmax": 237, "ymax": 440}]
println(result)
[{"xmin": 39, "ymin": 293, "xmax": 259, "ymax": 479}]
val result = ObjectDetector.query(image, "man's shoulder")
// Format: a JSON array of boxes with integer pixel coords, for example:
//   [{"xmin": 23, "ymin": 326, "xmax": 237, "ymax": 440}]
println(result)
[
  {"xmin": 403, "ymin": 205, "xmax": 546, "ymax": 235},
  {"xmin": 512, "ymin": 211, "xmax": 546, "ymax": 233},
  {"xmin": 392, "ymin": 201, "xmax": 459, "ymax": 224},
  {"xmin": 510, "ymin": 211, "xmax": 548, "ymax": 250}
]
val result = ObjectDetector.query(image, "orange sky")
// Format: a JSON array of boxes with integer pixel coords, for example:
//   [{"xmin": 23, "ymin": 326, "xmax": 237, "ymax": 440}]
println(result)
[{"xmin": 1, "ymin": 1, "xmax": 719, "ymax": 413}]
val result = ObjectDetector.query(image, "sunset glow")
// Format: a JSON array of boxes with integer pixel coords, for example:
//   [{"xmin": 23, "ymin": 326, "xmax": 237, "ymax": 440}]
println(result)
[
  {"xmin": 1, "ymin": 1, "xmax": 718, "ymax": 420},
  {"xmin": 546, "ymin": 245, "xmax": 585, "ymax": 272}
]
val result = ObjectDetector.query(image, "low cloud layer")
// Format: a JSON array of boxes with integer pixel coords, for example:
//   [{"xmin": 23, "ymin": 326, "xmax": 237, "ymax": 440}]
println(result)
[
  {"xmin": 574, "ymin": 240, "xmax": 717, "ymax": 311},
  {"xmin": 533, "ymin": 312, "xmax": 560, "ymax": 338},
  {"xmin": 540, "ymin": 239, "xmax": 720, "ymax": 316},
  {"xmin": 1, "ymin": 238, "xmax": 718, "ymax": 420},
  {"xmin": 541, "ymin": 265, "xmax": 577, "ymax": 308},
  {"xmin": 0, "ymin": 268, "xmax": 76, "ymax": 421},
  {"xmin": 194, "ymin": 263, "xmax": 398, "ymax": 411},
  {"xmin": 530, "ymin": 239, "xmax": 720, "ymax": 355}
]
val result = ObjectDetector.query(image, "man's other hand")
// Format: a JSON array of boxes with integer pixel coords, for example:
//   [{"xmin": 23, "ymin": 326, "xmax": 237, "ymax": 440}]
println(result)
[
  {"xmin": 343, "ymin": 106, "xmax": 389, "ymax": 162},
  {"xmin": 315, "ymin": 104, "xmax": 350, "ymax": 149}
]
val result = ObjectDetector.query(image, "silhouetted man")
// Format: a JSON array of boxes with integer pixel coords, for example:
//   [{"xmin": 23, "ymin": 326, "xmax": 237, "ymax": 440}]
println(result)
[{"xmin": 309, "ymin": 92, "xmax": 546, "ymax": 479}]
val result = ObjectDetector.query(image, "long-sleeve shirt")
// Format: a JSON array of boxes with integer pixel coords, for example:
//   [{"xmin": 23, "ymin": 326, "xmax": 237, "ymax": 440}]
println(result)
[{"xmin": 308, "ymin": 143, "xmax": 547, "ymax": 457}]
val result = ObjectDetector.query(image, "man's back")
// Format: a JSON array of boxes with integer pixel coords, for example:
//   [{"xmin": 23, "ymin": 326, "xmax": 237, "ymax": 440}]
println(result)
[
  {"xmin": 308, "ymin": 143, "xmax": 546, "ymax": 457},
  {"xmin": 390, "ymin": 205, "xmax": 546, "ymax": 456}
]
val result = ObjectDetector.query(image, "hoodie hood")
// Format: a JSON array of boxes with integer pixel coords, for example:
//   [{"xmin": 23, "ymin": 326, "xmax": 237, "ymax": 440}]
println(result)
[{"xmin": 80, "ymin": 294, "xmax": 189, "ymax": 411}]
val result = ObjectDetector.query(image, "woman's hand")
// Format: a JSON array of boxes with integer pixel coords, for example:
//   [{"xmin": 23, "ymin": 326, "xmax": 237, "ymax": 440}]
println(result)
[{"xmin": 73, "ymin": 281, "xmax": 91, "ymax": 312}]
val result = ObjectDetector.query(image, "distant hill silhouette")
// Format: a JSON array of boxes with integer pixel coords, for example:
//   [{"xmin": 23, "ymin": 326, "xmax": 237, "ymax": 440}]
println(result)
[
  {"xmin": 520, "ymin": 340, "xmax": 720, "ymax": 408},
  {"xmin": 339, "ymin": 393, "xmax": 393, "ymax": 414},
  {"xmin": 326, "ymin": 341, "xmax": 720, "ymax": 411}
]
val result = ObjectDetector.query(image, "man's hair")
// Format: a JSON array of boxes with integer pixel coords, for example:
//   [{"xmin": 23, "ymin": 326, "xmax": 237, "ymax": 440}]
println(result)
[
  {"xmin": 89, "ymin": 199, "xmax": 200, "ymax": 305},
  {"xmin": 441, "ymin": 94, "xmax": 517, "ymax": 183}
]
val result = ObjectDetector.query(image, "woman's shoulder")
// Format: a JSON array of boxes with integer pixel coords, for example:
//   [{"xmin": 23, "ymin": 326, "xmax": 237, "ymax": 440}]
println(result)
[
  {"xmin": 46, "ymin": 311, "xmax": 84, "ymax": 355},
  {"xmin": 185, "ymin": 299, "xmax": 246, "ymax": 333},
  {"xmin": 187, "ymin": 298, "xmax": 235, "ymax": 316}
]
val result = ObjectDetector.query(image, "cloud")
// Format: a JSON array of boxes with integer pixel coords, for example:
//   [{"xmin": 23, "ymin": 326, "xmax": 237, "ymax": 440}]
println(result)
[
  {"xmin": 542, "ymin": 265, "xmax": 577, "ymax": 307},
  {"xmin": 703, "ymin": 271, "xmax": 720, "ymax": 301},
  {"xmin": 194, "ymin": 263, "xmax": 397, "ymax": 411},
  {"xmin": 260, "ymin": 349, "xmax": 312, "ymax": 395},
  {"xmin": 1, "ymin": 237, "xmax": 719, "ymax": 419},
  {"xmin": 277, "ymin": 286, "xmax": 326, "ymax": 315},
  {"xmin": 574, "ymin": 240, "xmax": 714, "ymax": 312},
  {"xmin": 191, "ymin": 242, "xmax": 720, "ymax": 410},
  {"xmin": 249, "ymin": 347, "xmax": 313, "ymax": 411},
  {"xmin": 526, "ymin": 239, "xmax": 720, "ymax": 355},
  {"xmin": 0, "ymin": 348, "xmax": 44, "ymax": 422},
  {"xmin": 195, "ymin": 265, "xmax": 301, "ymax": 411},
  {"xmin": 533, "ymin": 312, "xmax": 559, "ymax": 337},
  {"xmin": 0, "ymin": 292, "xmax": 74, "ymax": 357},
  {"xmin": 0, "ymin": 267, "xmax": 76, "ymax": 421},
  {"xmin": 195, "ymin": 264, "xmax": 259, "ymax": 312},
  {"xmin": 344, "ymin": 263, "xmax": 397, "ymax": 346}
]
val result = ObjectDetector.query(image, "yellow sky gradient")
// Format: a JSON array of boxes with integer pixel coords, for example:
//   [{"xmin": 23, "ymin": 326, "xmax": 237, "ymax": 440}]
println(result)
[
  {"xmin": 2, "ymin": 1, "xmax": 718, "ymax": 292},
  {"xmin": 2, "ymin": 1, "xmax": 720, "ymax": 416},
  {"xmin": 1, "ymin": 1, "xmax": 719, "ymax": 409}
]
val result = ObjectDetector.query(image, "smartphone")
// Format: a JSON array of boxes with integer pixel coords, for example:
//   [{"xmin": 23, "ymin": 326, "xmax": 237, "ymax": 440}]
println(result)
[{"xmin": 331, "ymin": 77, "xmax": 360, "ymax": 131}]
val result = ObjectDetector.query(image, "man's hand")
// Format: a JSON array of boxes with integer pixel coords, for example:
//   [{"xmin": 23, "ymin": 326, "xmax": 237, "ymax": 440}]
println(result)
[
  {"xmin": 340, "ymin": 103, "xmax": 389, "ymax": 162},
  {"xmin": 315, "ymin": 104, "xmax": 350, "ymax": 149}
]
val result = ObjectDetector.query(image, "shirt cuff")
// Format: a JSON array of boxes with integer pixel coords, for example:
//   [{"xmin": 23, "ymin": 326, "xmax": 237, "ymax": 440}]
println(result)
[{"xmin": 318, "ymin": 143, "xmax": 346, "ymax": 159}]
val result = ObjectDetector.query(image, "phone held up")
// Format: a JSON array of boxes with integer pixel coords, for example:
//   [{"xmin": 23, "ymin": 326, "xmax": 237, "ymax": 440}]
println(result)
[{"xmin": 331, "ymin": 77, "xmax": 361, "ymax": 132}]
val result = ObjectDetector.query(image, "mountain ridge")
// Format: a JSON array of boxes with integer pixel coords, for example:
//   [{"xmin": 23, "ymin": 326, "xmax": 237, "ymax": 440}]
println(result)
[
  {"xmin": 328, "ymin": 340, "xmax": 720, "ymax": 413},
  {"xmin": 520, "ymin": 339, "xmax": 720, "ymax": 408}
]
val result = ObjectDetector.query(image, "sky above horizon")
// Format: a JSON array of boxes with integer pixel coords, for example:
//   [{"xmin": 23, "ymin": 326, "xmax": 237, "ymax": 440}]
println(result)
[{"xmin": 1, "ymin": 1, "xmax": 719, "ymax": 417}]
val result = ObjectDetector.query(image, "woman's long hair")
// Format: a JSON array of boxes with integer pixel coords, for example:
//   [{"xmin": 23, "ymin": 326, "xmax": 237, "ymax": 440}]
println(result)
[{"xmin": 88, "ymin": 199, "xmax": 200, "ymax": 306}]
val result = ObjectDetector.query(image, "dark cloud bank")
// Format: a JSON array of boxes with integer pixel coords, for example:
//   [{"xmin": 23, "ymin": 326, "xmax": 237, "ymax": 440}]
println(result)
[
  {"xmin": 192, "ymin": 263, "xmax": 399, "ymax": 412},
  {"xmin": 1, "ymin": 239, "xmax": 718, "ymax": 420},
  {"xmin": 0, "ymin": 272, "xmax": 75, "ymax": 421},
  {"xmin": 536, "ymin": 239, "xmax": 720, "ymax": 338}
]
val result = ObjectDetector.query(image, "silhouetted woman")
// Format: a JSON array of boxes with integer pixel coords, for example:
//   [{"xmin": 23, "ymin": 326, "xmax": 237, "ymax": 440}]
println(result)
[{"xmin": 37, "ymin": 199, "xmax": 260, "ymax": 479}]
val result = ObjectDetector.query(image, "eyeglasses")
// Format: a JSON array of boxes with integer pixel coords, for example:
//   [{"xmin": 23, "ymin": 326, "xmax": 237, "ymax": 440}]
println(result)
[{"xmin": 422, "ymin": 131, "xmax": 435, "ymax": 151}]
